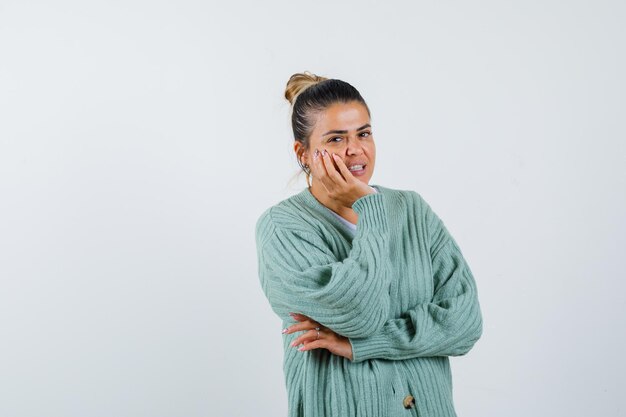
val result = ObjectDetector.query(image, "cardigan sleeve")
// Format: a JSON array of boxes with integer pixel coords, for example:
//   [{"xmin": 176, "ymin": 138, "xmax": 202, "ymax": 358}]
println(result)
[
  {"xmin": 255, "ymin": 192, "xmax": 393, "ymax": 339},
  {"xmin": 349, "ymin": 196, "xmax": 483, "ymax": 362}
]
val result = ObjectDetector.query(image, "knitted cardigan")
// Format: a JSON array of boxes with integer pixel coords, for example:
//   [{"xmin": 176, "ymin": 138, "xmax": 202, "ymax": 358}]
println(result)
[{"xmin": 255, "ymin": 184, "xmax": 483, "ymax": 417}]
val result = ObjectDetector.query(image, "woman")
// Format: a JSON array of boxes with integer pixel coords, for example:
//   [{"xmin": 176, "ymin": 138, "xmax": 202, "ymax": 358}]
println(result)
[{"xmin": 255, "ymin": 72, "xmax": 483, "ymax": 417}]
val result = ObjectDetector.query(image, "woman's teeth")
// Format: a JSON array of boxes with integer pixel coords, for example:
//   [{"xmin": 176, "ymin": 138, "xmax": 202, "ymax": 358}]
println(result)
[{"xmin": 349, "ymin": 165, "xmax": 364, "ymax": 171}]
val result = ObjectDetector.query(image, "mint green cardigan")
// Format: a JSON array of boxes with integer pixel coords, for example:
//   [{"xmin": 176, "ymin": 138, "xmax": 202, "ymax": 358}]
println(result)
[{"xmin": 255, "ymin": 184, "xmax": 483, "ymax": 417}]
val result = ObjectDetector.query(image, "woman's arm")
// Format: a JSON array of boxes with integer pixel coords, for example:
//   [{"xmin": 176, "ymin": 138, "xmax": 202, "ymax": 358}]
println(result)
[
  {"xmin": 348, "ymin": 195, "xmax": 483, "ymax": 362},
  {"xmin": 256, "ymin": 192, "xmax": 393, "ymax": 339}
]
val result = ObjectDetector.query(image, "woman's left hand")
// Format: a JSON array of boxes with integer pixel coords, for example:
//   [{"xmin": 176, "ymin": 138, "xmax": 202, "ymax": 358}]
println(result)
[{"xmin": 283, "ymin": 313, "xmax": 353, "ymax": 361}]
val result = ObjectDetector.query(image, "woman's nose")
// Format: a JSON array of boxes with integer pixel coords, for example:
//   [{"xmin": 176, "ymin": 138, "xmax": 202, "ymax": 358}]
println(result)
[{"xmin": 345, "ymin": 137, "xmax": 364, "ymax": 155}]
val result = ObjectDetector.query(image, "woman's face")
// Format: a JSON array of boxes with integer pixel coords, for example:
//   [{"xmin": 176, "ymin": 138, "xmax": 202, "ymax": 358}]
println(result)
[{"xmin": 298, "ymin": 100, "xmax": 376, "ymax": 185}]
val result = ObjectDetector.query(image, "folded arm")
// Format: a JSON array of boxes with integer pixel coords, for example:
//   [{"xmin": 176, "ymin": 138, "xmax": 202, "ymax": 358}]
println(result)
[{"xmin": 349, "ymin": 195, "xmax": 483, "ymax": 361}]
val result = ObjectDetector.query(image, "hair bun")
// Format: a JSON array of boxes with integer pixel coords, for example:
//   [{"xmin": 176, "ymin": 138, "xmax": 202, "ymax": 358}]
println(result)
[{"xmin": 284, "ymin": 71, "xmax": 328, "ymax": 105}]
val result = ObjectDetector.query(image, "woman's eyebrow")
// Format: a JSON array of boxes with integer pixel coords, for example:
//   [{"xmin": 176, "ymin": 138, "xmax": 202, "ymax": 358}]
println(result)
[{"xmin": 322, "ymin": 124, "xmax": 371, "ymax": 136}]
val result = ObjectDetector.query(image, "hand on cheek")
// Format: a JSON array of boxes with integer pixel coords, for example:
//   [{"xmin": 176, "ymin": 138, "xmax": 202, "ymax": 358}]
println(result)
[
  {"xmin": 312, "ymin": 148, "xmax": 334, "ymax": 177},
  {"xmin": 310, "ymin": 148, "xmax": 322, "ymax": 178}
]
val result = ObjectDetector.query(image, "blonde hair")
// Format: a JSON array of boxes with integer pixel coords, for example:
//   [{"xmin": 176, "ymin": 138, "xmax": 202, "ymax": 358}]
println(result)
[{"xmin": 285, "ymin": 71, "xmax": 328, "ymax": 105}]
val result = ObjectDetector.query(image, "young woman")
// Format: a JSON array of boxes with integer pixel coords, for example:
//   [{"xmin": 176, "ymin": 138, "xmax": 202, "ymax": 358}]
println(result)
[{"xmin": 255, "ymin": 72, "xmax": 483, "ymax": 417}]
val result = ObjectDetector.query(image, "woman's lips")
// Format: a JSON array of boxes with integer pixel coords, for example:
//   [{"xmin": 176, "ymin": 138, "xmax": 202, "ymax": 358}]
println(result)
[{"xmin": 349, "ymin": 164, "xmax": 367, "ymax": 176}]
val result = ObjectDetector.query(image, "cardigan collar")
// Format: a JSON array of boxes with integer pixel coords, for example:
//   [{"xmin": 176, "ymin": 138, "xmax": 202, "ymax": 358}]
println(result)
[{"xmin": 292, "ymin": 184, "xmax": 385, "ymax": 235}]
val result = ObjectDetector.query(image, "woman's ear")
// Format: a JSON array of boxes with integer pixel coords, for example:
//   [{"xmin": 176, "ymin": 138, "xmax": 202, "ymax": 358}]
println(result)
[{"xmin": 293, "ymin": 141, "xmax": 308, "ymax": 166}]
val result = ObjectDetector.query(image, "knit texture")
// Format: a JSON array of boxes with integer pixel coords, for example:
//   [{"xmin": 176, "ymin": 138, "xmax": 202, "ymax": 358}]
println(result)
[{"xmin": 255, "ymin": 184, "xmax": 483, "ymax": 417}]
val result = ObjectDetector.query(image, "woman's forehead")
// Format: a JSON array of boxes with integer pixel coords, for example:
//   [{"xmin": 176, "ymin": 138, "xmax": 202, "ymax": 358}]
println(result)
[{"xmin": 314, "ymin": 102, "xmax": 370, "ymax": 132}]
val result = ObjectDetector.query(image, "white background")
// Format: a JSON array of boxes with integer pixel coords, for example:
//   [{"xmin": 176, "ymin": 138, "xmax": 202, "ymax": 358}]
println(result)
[{"xmin": 1, "ymin": 1, "xmax": 624, "ymax": 416}]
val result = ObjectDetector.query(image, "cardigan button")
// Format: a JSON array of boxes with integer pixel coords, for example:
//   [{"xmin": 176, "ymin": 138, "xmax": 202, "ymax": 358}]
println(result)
[{"xmin": 403, "ymin": 395, "xmax": 415, "ymax": 409}]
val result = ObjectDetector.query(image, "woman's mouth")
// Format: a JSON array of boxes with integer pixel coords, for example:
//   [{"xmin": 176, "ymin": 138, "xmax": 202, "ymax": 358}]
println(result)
[{"xmin": 348, "ymin": 164, "xmax": 367, "ymax": 176}]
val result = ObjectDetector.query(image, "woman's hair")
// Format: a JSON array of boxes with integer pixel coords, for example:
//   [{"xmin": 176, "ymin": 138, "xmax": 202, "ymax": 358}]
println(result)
[{"xmin": 284, "ymin": 71, "xmax": 370, "ymax": 187}]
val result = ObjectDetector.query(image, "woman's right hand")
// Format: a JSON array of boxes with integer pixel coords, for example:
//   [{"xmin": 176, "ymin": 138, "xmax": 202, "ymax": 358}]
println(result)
[
  {"xmin": 311, "ymin": 148, "xmax": 375, "ymax": 207},
  {"xmin": 285, "ymin": 313, "xmax": 354, "ymax": 361}
]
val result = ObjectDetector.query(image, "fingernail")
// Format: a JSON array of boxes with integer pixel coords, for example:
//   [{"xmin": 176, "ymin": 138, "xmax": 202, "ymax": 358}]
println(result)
[
  {"xmin": 323, "ymin": 149, "xmax": 328, "ymax": 155},
  {"xmin": 282, "ymin": 328, "xmax": 288, "ymax": 334},
  {"xmin": 298, "ymin": 346, "xmax": 305, "ymax": 351},
  {"xmin": 314, "ymin": 149, "xmax": 319, "ymax": 159},
  {"xmin": 291, "ymin": 341, "xmax": 297, "ymax": 347}
]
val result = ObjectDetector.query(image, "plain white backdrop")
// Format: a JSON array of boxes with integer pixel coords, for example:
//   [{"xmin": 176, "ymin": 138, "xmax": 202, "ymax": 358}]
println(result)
[{"xmin": 1, "ymin": 1, "xmax": 624, "ymax": 416}]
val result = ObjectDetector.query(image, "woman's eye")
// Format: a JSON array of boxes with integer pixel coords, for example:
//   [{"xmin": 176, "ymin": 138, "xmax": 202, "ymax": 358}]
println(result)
[
  {"xmin": 359, "ymin": 131, "xmax": 371, "ymax": 138},
  {"xmin": 329, "ymin": 137, "xmax": 343, "ymax": 143}
]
